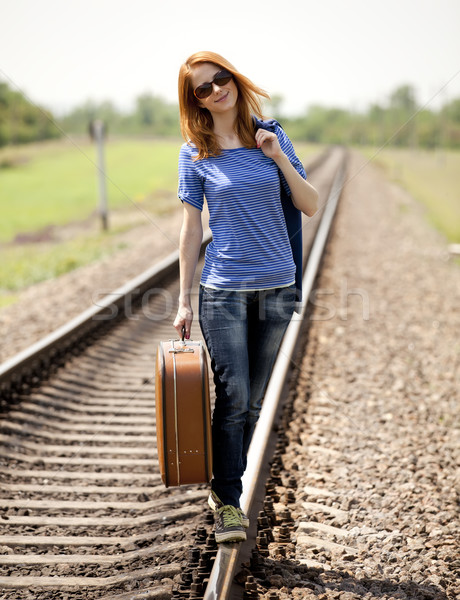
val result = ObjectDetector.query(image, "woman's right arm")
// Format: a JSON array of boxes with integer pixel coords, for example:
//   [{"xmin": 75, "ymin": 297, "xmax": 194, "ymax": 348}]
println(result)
[{"xmin": 173, "ymin": 202, "xmax": 203, "ymax": 339}]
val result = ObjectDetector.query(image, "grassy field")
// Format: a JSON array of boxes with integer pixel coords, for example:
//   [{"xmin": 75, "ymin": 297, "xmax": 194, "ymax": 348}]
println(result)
[
  {"xmin": 361, "ymin": 146, "xmax": 460, "ymax": 243},
  {"xmin": 0, "ymin": 137, "xmax": 323, "ymax": 307},
  {"xmin": 0, "ymin": 137, "xmax": 182, "ymax": 243}
]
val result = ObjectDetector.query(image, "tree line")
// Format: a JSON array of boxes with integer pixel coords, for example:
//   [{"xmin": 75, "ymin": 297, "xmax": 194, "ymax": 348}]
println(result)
[
  {"xmin": 59, "ymin": 94, "xmax": 180, "ymax": 138},
  {"xmin": 0, "ymin": 82, "xmax": 61, "ymax": 146},
  {"xmin": 281, "ymin": 85, "xmax": 460, "ymax": 149},
  {"xmin": 1, "ymin": 81, "xmax": 459, "ymax": 149}
]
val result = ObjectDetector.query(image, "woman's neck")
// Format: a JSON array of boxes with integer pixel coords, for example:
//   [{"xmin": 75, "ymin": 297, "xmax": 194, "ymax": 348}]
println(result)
[{"xmin": 212, "ymin": 109, "xmax": 241, "ymax": 148}]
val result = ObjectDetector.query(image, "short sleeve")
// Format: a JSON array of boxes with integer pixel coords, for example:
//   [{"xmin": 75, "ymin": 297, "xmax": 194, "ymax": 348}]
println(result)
[
  {"xmin": 275, "ymin": 123, "xmax": 307, "ymax": 197},
  {"xmin": 178, "ymin": 144, "xmax": 204, "ymax": 211}
]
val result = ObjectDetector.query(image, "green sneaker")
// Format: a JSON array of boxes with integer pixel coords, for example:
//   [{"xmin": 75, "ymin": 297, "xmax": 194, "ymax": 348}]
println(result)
[
  {"xmin": 237, "ymin": 508, "xmax": 250, "ymax": 529},
  {"xmin": 214, "ymin": 505, "xmax": 247, "ymax": 543},
  {"xmin": 208, "ymin": 491, "xmax": 249, "ymax": 528}
]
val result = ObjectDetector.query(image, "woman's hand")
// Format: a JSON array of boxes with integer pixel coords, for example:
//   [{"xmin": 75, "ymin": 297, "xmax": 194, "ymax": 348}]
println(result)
[
  {"xmin": 255, "ymin": 129, "xmax": 283, "ymax": 160},
  {"xmin": 256, "ymin": 128, "xmax": 318, "ymax": 216},
  {"xmin": 174, "ymin": 303, "xmax": 193, "ymax": 340}
]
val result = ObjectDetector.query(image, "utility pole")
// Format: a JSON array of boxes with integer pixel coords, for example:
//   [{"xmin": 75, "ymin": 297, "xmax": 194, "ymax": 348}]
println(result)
[{"xmin": 89, "ymin": 119, "xmax": 108, "ymax": 230}]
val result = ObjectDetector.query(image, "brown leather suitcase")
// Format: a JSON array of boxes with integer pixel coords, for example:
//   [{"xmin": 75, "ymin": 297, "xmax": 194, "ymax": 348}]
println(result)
[{"xmin": 155, "ymin": 337, "xmax": 212, "ymax": 487}]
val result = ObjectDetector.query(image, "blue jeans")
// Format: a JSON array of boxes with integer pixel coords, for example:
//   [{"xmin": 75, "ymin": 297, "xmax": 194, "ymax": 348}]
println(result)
[{"xmin": 199, "ymin": 284, "xmax": 296, "ymax": 507}]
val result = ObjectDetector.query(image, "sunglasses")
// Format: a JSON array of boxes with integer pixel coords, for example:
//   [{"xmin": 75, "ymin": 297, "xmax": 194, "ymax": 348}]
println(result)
[{"xmin": 193, "ymin": 69, "xmax": 233, "ymax": 99}]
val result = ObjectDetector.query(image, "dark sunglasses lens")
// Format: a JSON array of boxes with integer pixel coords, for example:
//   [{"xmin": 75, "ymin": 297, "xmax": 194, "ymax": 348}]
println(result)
[
  {"xmin": 214, "ymin": 73, "xmax": 232, "ymax": 86},
  {"xmin": 195, "ymin": 84, "xmax": 212, "ymax": 99}
]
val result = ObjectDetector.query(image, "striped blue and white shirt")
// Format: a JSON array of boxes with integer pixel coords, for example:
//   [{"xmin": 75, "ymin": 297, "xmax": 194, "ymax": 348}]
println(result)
[{"xmin": 178, "ymin": 121, "xmax": 306, "ymax": 291}]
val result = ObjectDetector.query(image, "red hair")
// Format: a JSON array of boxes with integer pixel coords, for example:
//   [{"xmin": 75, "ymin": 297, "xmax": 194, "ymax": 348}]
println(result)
[{"xmin": 178, "ymin": 51, "xmax": 270, "ymax": 160}]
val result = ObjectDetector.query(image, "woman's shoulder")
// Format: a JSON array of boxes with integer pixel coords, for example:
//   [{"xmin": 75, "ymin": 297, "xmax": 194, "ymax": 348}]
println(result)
[
  {"xmin": 180, "ymin": 141, "xmax": 198, "ymax": 153},
  {"xmin": 179, "ymin": 142, "xmax": 199, "ymax": 163}
]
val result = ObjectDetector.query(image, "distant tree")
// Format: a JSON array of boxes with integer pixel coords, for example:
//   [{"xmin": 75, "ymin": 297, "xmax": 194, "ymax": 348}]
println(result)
[
  {"xmin": 133, "ymin": 93, "xmax": 179, "ymax": 136},
  {"xmin": 387, "ymin": 84, "xmax": 418, "ymax": 146},
  {"xmin": 136, "ymin": 94, "xmax": 155, "ymax": 126},
  {"xmin": 441, "ymin": 99, "xmax": 460, "ymax": 147},
  {"xmin": 442, "ymin": 98, "xmax": 460, "ymax": 125},
  {"xmin": 59, "ymin": 100, "xmax": 123, "ymax": 135},
  {"xmin": 0, "ymin": 80, "xmax": 61, "ymax": 147},
  {"xmin": 58, "ymin": 93, "xmax": 180, "ymax": 137},
  {"xmin": 389, "ymin": 85, "xmax": 417, "ymax": 113}
]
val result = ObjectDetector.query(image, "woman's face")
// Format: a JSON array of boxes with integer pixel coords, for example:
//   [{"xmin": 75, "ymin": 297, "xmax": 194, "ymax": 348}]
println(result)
[{"xmin": 190, "ymin": 62, "xmax": 238, "ymax": 115}]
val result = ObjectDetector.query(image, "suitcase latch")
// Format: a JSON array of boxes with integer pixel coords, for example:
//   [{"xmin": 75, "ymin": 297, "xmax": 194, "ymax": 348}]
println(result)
[{"xmin": 169, "ymin": 339, "xmax": 194, "ymax": 353}]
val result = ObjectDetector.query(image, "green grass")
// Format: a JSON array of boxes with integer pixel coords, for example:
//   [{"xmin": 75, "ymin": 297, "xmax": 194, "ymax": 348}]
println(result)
[
  {"xmin": 361, "ymin": 147, "xmax": 460, "ymax": 243},
  {"xmin": 0, "ymin": 136, "xmax": 182, "ymax": 301},
  {"xmin": 1, "ymin": 232, "xmax": 129, "ymax": 292},
  {"xmin": 0, "ymin": 137, "xmax": 181, "ymax": 243}
]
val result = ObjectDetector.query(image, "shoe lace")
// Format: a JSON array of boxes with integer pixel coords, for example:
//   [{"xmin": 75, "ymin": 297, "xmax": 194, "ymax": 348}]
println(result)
[{"xmin": 218, "ymin": 505, "xmax": 241, "ymax": 528}]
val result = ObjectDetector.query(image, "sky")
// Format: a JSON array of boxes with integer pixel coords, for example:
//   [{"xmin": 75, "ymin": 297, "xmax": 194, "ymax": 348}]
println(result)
[{"xmin": 1, "ymin": 0, "xmax": 459, "ymax": 118}]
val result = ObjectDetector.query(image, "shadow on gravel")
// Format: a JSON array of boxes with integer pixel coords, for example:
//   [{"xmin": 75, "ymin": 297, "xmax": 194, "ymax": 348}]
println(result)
[{"xmin": 238, "ymin": 557, "xmax": 449, "ymax": 599}]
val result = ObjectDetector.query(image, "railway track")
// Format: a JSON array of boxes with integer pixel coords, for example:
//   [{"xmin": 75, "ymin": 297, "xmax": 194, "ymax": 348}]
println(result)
[{"xmin": 0, "ymin": 146, "xmax": 347, "ymax": 600}]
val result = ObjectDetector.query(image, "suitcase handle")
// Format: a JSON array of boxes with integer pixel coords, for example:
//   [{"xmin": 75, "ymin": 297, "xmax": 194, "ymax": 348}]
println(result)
[{"xmin": 169, "ymin": 337, "xmax": 195, "ymax": 354}]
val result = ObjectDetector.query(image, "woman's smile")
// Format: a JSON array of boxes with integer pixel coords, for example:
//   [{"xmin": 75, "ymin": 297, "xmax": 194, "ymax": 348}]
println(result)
[{"xmin": 215, "ymin": 91, "xmax": 229, "ymax": 103}]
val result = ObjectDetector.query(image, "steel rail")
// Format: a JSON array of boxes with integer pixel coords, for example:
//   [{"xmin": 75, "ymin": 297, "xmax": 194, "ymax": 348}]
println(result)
[{"xmin": 203, "ymin": 148, "xmax": 348, "ymax": 600}]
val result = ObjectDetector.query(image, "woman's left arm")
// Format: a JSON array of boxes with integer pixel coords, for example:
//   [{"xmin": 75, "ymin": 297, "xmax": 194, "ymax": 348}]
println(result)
[{"xmin": 255, "ymin": 129, "xmax": 319, "ymax": 217}]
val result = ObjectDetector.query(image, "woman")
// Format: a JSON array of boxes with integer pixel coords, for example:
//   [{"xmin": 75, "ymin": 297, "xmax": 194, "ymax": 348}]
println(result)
[{"xmin": 173, "ymin": 51, "xmax": 318, "ymax": 543}]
